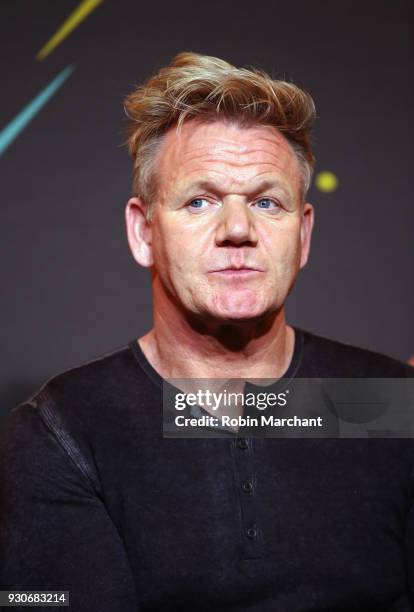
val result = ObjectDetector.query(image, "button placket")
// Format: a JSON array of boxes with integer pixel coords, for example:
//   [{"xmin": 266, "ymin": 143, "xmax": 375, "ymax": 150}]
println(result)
[{"xmin": 231, "ymin": 437, "xmax": 263, "ymax": 560}]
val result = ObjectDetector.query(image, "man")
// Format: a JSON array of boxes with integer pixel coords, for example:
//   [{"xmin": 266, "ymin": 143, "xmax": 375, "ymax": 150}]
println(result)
[{"xmin": 1, "ymin": 52, "xmax": 414, "ymax": 611}]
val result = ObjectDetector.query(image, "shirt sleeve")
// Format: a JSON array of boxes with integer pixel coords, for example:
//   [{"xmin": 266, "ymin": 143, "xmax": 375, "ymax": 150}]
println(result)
[{"xmin": 0, "ymin": 401, "xmax": 139, "ymax": 611}]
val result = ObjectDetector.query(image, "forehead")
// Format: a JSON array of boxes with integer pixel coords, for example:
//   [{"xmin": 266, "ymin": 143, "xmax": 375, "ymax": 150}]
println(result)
[{"xmin": 155, "ymin": 119, "xmax": 302, "ymax": 195}]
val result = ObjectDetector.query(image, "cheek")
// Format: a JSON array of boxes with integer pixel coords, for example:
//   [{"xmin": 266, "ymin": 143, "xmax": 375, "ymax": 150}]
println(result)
[
  {"xmin": 151, "ymin": 222, "xmax": 175, "ymax": 275},
  {"xmin": 262, "ymin": 226, "xmax": 301, "ymax": 274},
  {"xmin": 152, "ymin": 221, "xmax": 197, "ymax": 279}
]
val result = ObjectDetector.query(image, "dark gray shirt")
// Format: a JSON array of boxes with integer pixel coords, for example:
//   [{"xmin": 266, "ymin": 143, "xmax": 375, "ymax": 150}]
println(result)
[{"xmin": 1, "ymin": 328, "xmax": 414, "ymax": 611}]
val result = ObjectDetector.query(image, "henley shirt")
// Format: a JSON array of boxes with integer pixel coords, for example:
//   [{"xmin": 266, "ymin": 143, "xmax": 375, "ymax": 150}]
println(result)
[{"xmin": 1, "ymin": 327, "xmax": 414, "ymax": 611}]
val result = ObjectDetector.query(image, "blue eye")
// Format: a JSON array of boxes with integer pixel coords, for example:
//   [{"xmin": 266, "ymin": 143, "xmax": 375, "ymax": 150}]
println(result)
[
  {"xmin": 255, "ymin": 198, "xmax": 280, "ymax": 210},
  {"xmin": 188, "ymin": 198, "xmax": 209, "ymax": 211}
]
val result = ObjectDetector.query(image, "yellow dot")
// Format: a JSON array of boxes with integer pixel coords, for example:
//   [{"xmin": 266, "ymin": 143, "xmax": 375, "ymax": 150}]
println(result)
[{"xmin": 315, "ymin": 171, "xmax": 338, "ymax": 193}]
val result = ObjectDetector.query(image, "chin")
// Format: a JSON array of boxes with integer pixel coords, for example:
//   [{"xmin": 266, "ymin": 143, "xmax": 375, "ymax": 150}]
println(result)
[
  {"xmin": 218, "ymin": 306, "xmax": 265, "ymax": 320},
  {"xmin": 205, "ymin": 295, "xmax": 273, "ymax": 322}
]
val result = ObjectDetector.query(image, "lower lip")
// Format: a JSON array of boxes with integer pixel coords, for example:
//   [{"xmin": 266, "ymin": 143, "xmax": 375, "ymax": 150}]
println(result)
[{"xmin": 210, "ymin": 269, "xmax": 262, "ymax": 278}]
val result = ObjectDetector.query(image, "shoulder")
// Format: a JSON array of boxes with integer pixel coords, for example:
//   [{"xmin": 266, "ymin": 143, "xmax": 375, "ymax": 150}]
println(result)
[
  {"xmin": 2, "ymin": 343, "xmax": 147, "ymax": 495},
  {"xmin": 298, "ymin": 328, "xmax": 414, "ymax": 377},
  {"xmin": 26, "ymin": 339, "xmax": 158, "ymax": 414},
  {"xmin": 5, "ymin": 341, "xmax": 149, "ymax": 442},
  {"xmin": 42, "ymin": 343, "xmax": 138, "ymax": 400}
]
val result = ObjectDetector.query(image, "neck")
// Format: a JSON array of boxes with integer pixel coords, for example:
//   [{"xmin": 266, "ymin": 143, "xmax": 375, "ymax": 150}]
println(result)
[{"xmin": 138, "ymin": 298, "xmax": 295, "ymax": 381}]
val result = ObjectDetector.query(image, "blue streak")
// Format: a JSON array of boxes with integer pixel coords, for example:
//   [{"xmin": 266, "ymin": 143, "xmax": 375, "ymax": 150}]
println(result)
[{"xmin": 0, "ymin": 65, "xmax": 75, "ymax": 156}]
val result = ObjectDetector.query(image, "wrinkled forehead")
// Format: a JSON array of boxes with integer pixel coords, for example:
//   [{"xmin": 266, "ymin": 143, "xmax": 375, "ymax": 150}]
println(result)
[{"xmin": 155, "ymin": 119, "xmax": 303, "ymax": 196}]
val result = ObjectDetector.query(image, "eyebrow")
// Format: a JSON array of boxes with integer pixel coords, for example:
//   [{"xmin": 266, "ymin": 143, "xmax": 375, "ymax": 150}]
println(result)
[{"xmin": 178, "ymin": 179, "xmax": 293, "ymax": 203}]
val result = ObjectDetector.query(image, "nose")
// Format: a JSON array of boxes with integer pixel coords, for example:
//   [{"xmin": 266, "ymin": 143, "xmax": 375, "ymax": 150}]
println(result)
[{"xmin": 215, "ymin": 197, "xmax": 258, "ymax": 247}]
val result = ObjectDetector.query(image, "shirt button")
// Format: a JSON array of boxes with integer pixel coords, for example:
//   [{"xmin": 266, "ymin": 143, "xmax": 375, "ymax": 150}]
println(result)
[
  {"xmin": 241, "ymin": 480, "xmax": 253, "ymax": 494},
  {"xmin": 237, "ymin": 438, "xmax": 249, "ymax": 449},
  {"xmin": 246, "ymin": 526, "xmax": 257, "ymax": 539}
]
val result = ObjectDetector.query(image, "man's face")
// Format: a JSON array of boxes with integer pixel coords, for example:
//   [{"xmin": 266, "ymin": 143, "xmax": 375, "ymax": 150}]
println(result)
[{"xmin": 127, "ymin": 119, "xmax": 314, "ymax": 323}]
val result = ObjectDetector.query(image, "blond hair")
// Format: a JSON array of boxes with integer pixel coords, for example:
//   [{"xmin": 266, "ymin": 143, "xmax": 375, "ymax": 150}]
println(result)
[{"xmin": 124, "ymin": 52, "xmax": 316, "ymax": 218}]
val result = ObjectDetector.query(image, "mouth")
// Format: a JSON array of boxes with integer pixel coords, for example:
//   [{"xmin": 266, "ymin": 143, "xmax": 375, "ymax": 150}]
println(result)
[{"xmin": 209, "ymin": 267, "xmax": 264, "ymax": 277}]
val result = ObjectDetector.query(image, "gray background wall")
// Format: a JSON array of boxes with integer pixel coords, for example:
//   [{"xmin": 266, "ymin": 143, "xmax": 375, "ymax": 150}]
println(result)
[{"xmin": 1, "ymin": 0, "xmax": 413, "ymax": 416}]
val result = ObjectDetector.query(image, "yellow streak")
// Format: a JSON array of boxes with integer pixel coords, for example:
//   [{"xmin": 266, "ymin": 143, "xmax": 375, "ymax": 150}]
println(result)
[{"xmin": 36, "ymin": 0, "xmax": 103, "ymax": 60}]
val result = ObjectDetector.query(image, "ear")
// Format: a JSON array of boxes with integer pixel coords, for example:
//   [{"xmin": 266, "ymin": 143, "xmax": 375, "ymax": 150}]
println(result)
[
  {"xmin": 299, "ymin": 202, "xmax": 314, "ymax": 269},
  {"xmin": 125, "ymin": 197, "xmax": 153, "ymax": 267}
]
